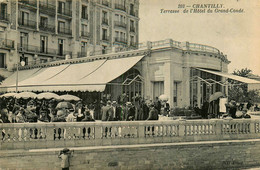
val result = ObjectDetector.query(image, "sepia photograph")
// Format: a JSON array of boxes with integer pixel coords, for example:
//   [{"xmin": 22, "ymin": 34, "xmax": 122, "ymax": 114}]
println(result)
[{"xmin": 0, "ymin": 0, "xmax": 260, "ymax": 169}]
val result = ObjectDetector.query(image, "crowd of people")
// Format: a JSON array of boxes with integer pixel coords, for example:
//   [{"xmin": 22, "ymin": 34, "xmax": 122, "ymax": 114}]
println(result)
[
  {"xmin": 194, "ymin": 98, "xmax": 259, "ymax": 119},
  {"xmin": 0, "ymin": 95, "xmax": 169, "ymax": 123}
]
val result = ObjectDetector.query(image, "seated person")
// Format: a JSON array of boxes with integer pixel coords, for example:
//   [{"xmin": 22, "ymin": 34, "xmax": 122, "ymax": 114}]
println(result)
[
  {"xmin": 38, "ymin": 111, "xmax": 49, "ymax": 122},
  {"xmin": 53, "ymin": 109, "xmax": 67, "ymax": 122},
  {"xmin": 81, "ymin": 110, "xmax": 95, "ymax": 122}
]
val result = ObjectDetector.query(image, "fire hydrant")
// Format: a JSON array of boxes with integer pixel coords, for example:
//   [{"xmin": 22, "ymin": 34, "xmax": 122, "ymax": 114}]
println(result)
[{"xmin": 58, "ymin": 148, "xmax": 74, "ymax": 170}]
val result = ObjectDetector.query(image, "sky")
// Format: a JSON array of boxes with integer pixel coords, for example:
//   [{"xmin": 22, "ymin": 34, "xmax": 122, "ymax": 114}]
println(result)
[{"xmin": 138, "ymin": 0, "xmax": 260, "ymax": 75}]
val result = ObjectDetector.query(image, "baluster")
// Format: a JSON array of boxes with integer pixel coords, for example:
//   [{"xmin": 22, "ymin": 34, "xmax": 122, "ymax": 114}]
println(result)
[
  {"xmin": 162, "ymin": 125, "xmax": 166, "ymax": 137},
  {"xmin": 7, "ymin": 128, "xmax": 12, "ymax": 142},
  {"xmin": 23, "ymin": 128, "xmax": 29, "ymax": 141},
  {"xmin": 65, "ymin": 127, "xmax": 70, "ymax": 140},
  {"xmin": 76, "ymin": 127, "xmax": 81, "ymax": 139},
  {"xmin": 111, "ymin": 126, "xmax": 116, "ymax": 138},
  {"xmin": 202, "ymin": 124, "xmax": 205, "ymax": 135},
  {"xmin": 91, "ymin": 127, "xmax": 95, "ymax": 139},
  {"xmin": 145, "ymin": 126, "xmax": 149, "ymax": 137},
  {"xmin": 206, "ymin": 124, "xmax": 209, "ymax": 134},
  {"xmin": 114, "ymin": 126, "xmax": 119, "ymax": 138},
  {"xmin": 57, "ymin": 128, "xmax": 62, "ymax": 140},
  {"xmin": 164, "ymin": 125, "xmax": 168, "ymax": 136},
  {"xmin": 191, "ymin": 124, "xmax": 195, "ymax": 135},
  {"xmin": 173, "ymin": 125, "xmax": 176, "ymax": 136},
  {"xmin": 12, "ymin": 128, "xmax": 18, "ymax": 142},
  {"xmin": 81, "ymin": 127, "xmax": 85, "ymax": 139},
  {"xmin": 102, "ymin": 126, "xmax": 106, "ymax": 138},
  {"xmin": 86, "ymin": 127, "xmax": 89, "ymax": 139},
  {"xmin": 118, "ymin": 126, "xmax": 122, "ymax": 138},
  {"xmin": 72, "ymin": 127, "xmax": 77, "ymax": 139}
]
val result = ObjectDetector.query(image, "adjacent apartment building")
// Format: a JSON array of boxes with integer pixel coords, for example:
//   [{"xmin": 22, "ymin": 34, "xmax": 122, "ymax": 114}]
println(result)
[{"xmin": 0, "ymin": 0, "xmax": 139, "ymax": 78}]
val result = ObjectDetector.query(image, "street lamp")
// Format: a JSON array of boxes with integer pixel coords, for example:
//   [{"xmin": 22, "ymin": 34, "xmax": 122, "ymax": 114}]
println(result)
[{"xmin": 15, "ymin": 47, "xmax": 26, "ymax": 93}]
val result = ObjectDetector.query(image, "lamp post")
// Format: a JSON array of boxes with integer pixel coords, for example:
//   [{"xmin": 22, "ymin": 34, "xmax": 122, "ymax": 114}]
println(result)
[{"xmin": 15, "ymin": 47, "xmax": 26, "ymax": 93}]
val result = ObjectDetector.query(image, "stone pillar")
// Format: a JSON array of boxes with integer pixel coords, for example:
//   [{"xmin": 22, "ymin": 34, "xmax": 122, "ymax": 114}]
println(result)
[
  {"xmin": 197, "ymin": 75, "xmax": 201, "ymax": 107},
  {"xmin": 55, "ymin": 0, "xmax": 58, "ymax": 34},
  {"xmin": 71, "ymin": 0, "xmax": 76, "ymax": 39},
  {"xmin": 16, "ymin": 0, "xmax": 18, "ymax": 30},
  {"xmin": 71, "ymin": 0, "xmax": 77, "ymax": 59},
  {"xmin": 182, "ymin": 67, "xmax": 191, "ymax": 107},
  {"xmin": 164, "ymin": 62, "xmax": 173, "ymax": 107},
  {"xmin": 142, "ymin": 59, "xmax": 151, "ymax": 100},
  {"xmin": 36, "ymin": 0, "xmax": 39, "ymax": 31}
]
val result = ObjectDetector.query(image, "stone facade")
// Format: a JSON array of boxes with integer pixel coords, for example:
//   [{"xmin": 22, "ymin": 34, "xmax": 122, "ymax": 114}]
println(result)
[{"xmin": 0, "ymin": 0, "xmax": 139, "ymax": 77}]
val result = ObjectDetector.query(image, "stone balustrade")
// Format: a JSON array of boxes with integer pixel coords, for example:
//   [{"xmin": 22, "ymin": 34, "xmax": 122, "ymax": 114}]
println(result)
[{"xmin": 1, "ymin": 119, "xmax": 260, "ymax": 150}]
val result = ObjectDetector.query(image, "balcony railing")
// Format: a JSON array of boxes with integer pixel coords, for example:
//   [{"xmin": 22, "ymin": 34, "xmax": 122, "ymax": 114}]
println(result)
[
  {"xmin": 39, "ymin": 1, "xmax": 56, "ymax": 14},
  {"xmin": 58, "ymin": 27, "xmax": 72, "ymax": 35},
  {"xmin": 17, "ymin": 43, "xmax": 72, "ymax": 57},
  {"xmin": 0, "ymin": 13, "xmax": 9, "ymax": 22},
  {"xmin": 102, "ymin": 18, "xmax": 108, "ymax": 25},
  {"xmin": 130, "ymin": 10, "xmax": 137, "ymax": 17},
  {"xmin": 1, "ymin": 119, "xmax": 260, "ymax": 150},
  {"xmin": 115, "ymin": 3, "xmax": 126, "ymax": 12},
  {"xmin": 0, "ymin": 38, "xmax": 15, "ymax": 49},
  {"xmin": 39, "ymin": 23, "xmax": 55, "ymax": 32},
  {"xmin": 114, "ymin": 21, "xmax": 127, "ymax": 29},
  {"xmin": 114, "ymin": 37, "xmax": 127, "ymax": 44},
  {"xmin": 18, "ymin": 0, "xmax": 37, "ymax": 7},
  {"xmin": 102, "ymin": 0, "xmax": 110, "ymax": 7},
  {"xmin": 58, "ymin": 8, "xmax": 72, "ymax": 17},
  {"xmin": 102, "ymin": 35, "xmax": 109, "ymax": 41},
  {"xmin": 130, "ymin": 27, "xmax": 135, "ymax": 33},
  {"xmin": 81, "ymin": 31, "xmax": 90, "ymax": 38},
  {"xmin": 18, "ymin": 18, "xmax": 37, "ymax": 29},
  {"xmin": 82, "ymin": 14, "xmax": 88, "ymax": 20}
]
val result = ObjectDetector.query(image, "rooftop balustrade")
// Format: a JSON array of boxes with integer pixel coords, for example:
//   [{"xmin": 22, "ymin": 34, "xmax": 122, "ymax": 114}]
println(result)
[
  {"xmin": 189, "ymin": 43, "xmax": 220, "ymax": 54},
  {"xmin": 1, "ymin": 119, "xmax": 260, "ymax": 150},
  {"xmin": 15, "ymin": 38, "xmax": 228, "ymax": 69}
]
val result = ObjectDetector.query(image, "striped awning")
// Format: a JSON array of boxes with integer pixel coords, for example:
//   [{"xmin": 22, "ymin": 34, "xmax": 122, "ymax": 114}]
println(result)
[{"xmin": 0, "ymin": 55, "xmax": 144, "ymax": 92}]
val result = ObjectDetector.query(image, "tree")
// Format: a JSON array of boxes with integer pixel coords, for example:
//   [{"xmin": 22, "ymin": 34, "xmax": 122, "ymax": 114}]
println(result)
[
  {"xmin": 228, "ymin": 68, "xmax": 260, "ymax": 103},
  {"xmin": 233, "ymin": 68, "xmax": 252, "ymax": 77}
]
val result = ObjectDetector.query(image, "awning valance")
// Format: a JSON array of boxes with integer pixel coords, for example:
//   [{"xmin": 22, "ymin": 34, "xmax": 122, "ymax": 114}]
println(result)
[
  {"xmin": 196, "ymin": 68, "xmax": 260, "ymax": 84},
  {"xmin": 0, "ymin": 55, "xmax": 144, "ymax": 92}
]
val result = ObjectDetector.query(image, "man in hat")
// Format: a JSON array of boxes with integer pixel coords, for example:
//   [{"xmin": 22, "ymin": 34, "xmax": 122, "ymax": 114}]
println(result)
[
  {"xmin": 146, "ymin": 103, "xmax": 159, "ymax": 120},
  {"xmin": 124, "ymin": 102, "xmax": 135, "ymax": 121},
  {"xmin": 112, "ymin": 101, "xmax": 121, "ymax": 121},
  {"xmin": 101, "ymin": 100, "xmax": 113, "ymax": 121},
  {"xmin": 58, "ymin": 148, "xmax": 73, "ymax": 170}
]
